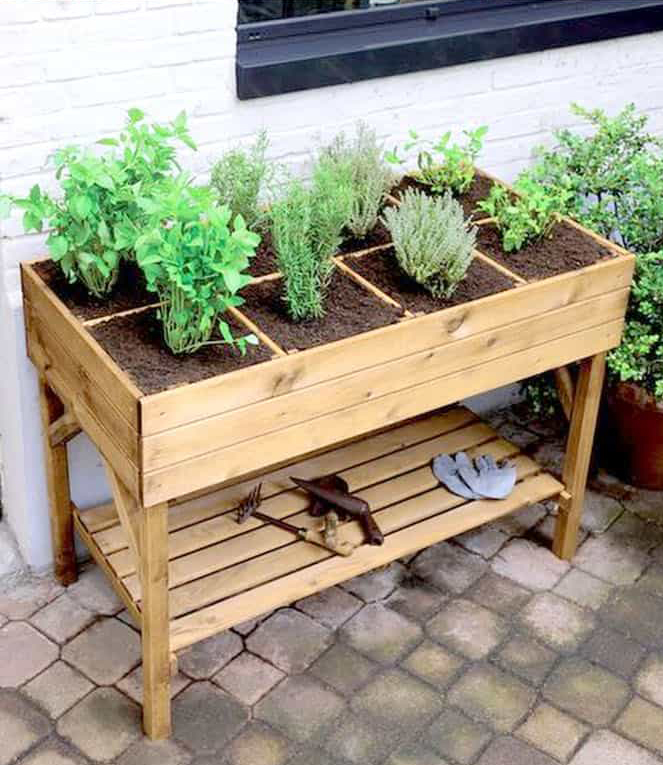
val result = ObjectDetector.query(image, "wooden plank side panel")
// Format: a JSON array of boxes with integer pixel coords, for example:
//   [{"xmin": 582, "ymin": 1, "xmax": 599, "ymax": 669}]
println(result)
[
  {"xmin": 170, "ymin": 471, "xmax": 562, "ymax": 649},
  {"xmin": 143, "ymin": 318, "xmax": 625, "ymax": 506},
  {"xmin": 143, "ymin": 288, "xmax": 629, "ymax": 472},
  {"xmin": 141, "ymin": 256, "xmax": 634, "ymax": 435}
]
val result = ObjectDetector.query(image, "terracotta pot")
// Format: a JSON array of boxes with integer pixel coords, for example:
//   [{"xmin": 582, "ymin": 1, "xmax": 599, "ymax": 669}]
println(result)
[{"xmin": 601, "ymin": 383, "xmax": 663, "ymax": 490}]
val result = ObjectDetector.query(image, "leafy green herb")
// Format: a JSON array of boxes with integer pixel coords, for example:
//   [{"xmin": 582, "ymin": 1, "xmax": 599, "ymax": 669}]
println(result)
[
  {"xmin": 386, "ymin": 126, "xmax": 488, "ymax": 195},
  {"xmin": 382, "ymin": 188, "xmax": 476, "ymax": 299},
  {"xmin": 210, "ymin": 130, "xmax": 272, "ymax": 232},
  {"xmin": 135, "ymin": 177, "xmax": 260, "ymax": 355}
]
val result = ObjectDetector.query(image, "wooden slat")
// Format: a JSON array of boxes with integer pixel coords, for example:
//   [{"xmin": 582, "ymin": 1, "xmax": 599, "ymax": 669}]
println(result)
[
  {"xmin": 116, "ymin": 423, "xmax": 503, "ymax": 586},
  {"xmin": 142, "ymin": 289, "xmax": 629, "ymax": 472},
  {"xmin": 140, "ymin": 255, "xmax": 633, "ymax": 435},
  {"xmin": 170, "ymin": 471, "xmax": 562, "ymax": 649},
  {"xmin": 142, "ymin": 318, "xmax": 625, "ymax": 506},
  {"xmin": 104, "ymin": 462, "xmax": 143, "ymax": 588},
  {"xmin": 90, "ymin": 408, "xmax": 477, "ymax": 554},
  {"xmin": 79, "ymin": 502, "xmax": 121, "ymax": 534},
  {"xmin": 48, "ymin": 410, "xmax": 81, "ymax": 448},
  {"xmin": 22, "ymin": 265, "xmax": 140, "ymax": 427}
]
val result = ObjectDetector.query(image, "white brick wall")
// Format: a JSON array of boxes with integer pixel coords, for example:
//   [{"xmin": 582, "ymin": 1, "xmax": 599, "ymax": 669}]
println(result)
[{"xmin": 1, "ymin": 0, "xmax": 663, "ymax": 567}]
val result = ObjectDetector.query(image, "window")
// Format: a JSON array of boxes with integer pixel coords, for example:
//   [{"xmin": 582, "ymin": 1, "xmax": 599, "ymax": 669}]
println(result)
[{"xmin": 236, "ymin": 0, "xmax": 663, "ymax": 99}]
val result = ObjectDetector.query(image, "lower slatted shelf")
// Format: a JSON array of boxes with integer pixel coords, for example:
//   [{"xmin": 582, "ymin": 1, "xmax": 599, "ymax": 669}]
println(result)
[{"xmin": 75, "ymin": 405, "xmax": 564, "ymax": 651}]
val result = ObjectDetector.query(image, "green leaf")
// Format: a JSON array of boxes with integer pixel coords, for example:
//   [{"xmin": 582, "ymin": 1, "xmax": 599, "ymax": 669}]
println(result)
[
  {"xmin": 71, "ymin": 194, "xmax": 93, "ymax": 220},
  {"xmin": 46, "ymin": 234, "xmax": 68, "ymax": 260},
  {"xmin": 97, "ymin": 138, "xmax": 120, "ymax": 147},
  {"xmin": 128, "ymin": 108, "xmax": 145, "ymax": 123},
  {"xmin": 219, "ymin": 321, "xmax": 234, "ymax": 344}
]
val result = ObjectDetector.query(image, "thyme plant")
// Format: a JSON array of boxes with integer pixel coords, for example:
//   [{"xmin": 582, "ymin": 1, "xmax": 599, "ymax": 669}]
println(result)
[
  {"xmin": 322, "ymin": 123, "xmax": 394, "ymax": 237},
  {"xmin": 382, "ymin": 189, "xmax": 476, "ymax": 299},
  {"xmin": 210, "ymin": 131, "xmax": 272, "ymax": 232}
]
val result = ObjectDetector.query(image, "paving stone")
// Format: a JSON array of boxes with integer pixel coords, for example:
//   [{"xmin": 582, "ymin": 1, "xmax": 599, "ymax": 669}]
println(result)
[
  {"xmin": 635, "ymin": 564, "xmax": 663, "ymax": 598},
  {"xmin": 342, "ymin": 563, "xmax": 407, "ymax": 602},
  {"xmin": 580, "ymin": 490, "xmax": 623, "ymax": 533},
  {"xmin": 0, "ymin": 576, "xmax": 63, "ymax": 620},
  {"xmin": 624, "ymin": 488, "xmax": 663, "ymax": 525},
  {"xmin": 116, "ymin": 665, "xmax": 190, "ymax": 704},
  {"xmin": 543, "ymin": 657, "xmax": 630, "ymax": 725},
  {"xmin": 116, "ymin": 738, "xmax": 192, "ymax": 765},
  {"xmin": 233, "ymin": 617, "xmax": 262, "ymax": 636},
  {"xmin": 402, "ymin": 640, "xmax": 464, "ymax": 689},
  {"xmin": 0, "ymin": 689, "xmax": 51, "ymax": 765},
  {"xmin": 385, "ymin": 741, "xmax": 450, "ymax": 765},
  {"xmin": 530, "ymin": 514, "xmax": 588, "ymax": 549},
  {"xmin": 448, "ymin": 664, "xmax": 535, "ymax": 733},
  {"xmin": 0, "ymin": 622, "xmax": 58, "ymax": 687},
  {"xmin": 412, "ymin": 543, "xmax": 487, "ymax": 594},
  {"xmin": 386, "ymin": 582, "xmax": 447, "ymax": 622},
  {"xmin": 635, "ymin": 653, "xmax": 663, "ymax": 707},
  {"xmin": 247, "ymin": 609, "xmax": 332, "ymax": 673},
  {"xmin": 553, "ymin": 568, "xmax": 613, "ymax": 610},
  {"xmin": 494, "ymin": 635, "xmax": 557, "ymax": 686},
  {"xmin": 0, "ymin": 615, "xmax": 6, "ymax": 629},
  {"xmin": 340, "ymin": 604, "xmax": 422, "ymax": 665},
  {"xmin": 57, "ymin": 687, "xmax": 141, "ymax": 761},
  {"xmin": 116, "ymin": 608, "xmax": 139, "ymax": 630},
  {"xmin": 178, "ymin": 631, "xmax": 243, "ymax": 680},
  {"xmin": 309, "ymin": 643, "xmax": 376, "ymax": 695},
  {"xmin": 519, "ymin": 593, "xmax": 595, "ymax": 653},
  {"xmin": 517, "ymin": 703, "xmax": 588, "ymax": 761},
  {"xmin": 426, "ymin": 708, "xmax": 492, "ymax": 763},
  {"xmin": 20, "ymin": 741, "xmax": 88, "ymax": 765},
  {"xmin": 468, "ymin": 573, "xmax": 531, "ymax": 616},
  {"xmin": 574, "ymin": 534, "xmax": 649, "ymax": 585},
  {"xmin": 495, "ymin": 420, "xmax": 540, "ymax": 449},
  {"xmin": 30, "ymin": 594, "xmax": 96, "ymax": 644},
  {"xmin": 351, "ymin": 669, "xmax": 443, "ymax": 732},
  {"xmin": 67, "ymin": 566, "xmax": 123, "ymax": 615},
  {"xmin": 323, "ymin": 713, "xmax": 400, "ymax": 765},
  {"xmin": 62, "ymin": 618, "xmax": 141, "ymax": 685},
  {"xmin": 228, "ymin": 722, "xmax": 291, "ymax": 765},
  {"xmin": 601, "ymin": 590, "xmax": 663, "ymax": 646},
  {"xmin": 580, "ymin": 628, "xmax": 647, "ymax": 679},
  {"xmin": 493, "ymin": 504, "xmax": 547, "ymax": 537},
  {"xmin": 609, "ymin": 512, "xmax": 663, "ymax": 552},
  {"xmin": 254, "ymin": 675, "xmax": 345, "ymax": 744},
  {"xmin": 286, "ymin": 748, "xmax": 338, "ymax": 765},
  {"xmin": 491, "ymin": 539, "xmax": 569, "ymax": 591},
  {"xmin": 455, "ymin": 525, "xmax": 509, "ymax": 559},
  {"xmin": 295, "ymin": 586, "xmax": 362, "ymax": 628},
  {"xmin": 23, "ymin": 661, "xmax": 94, "ymax": 718},
  {"xmin": 214, "ymin": 652, "xmax": 285, "ymax": 706},
  {"xmin": 570, "ymin": 730, "xmax": 661, "ymax": 765},
  {"xmin": 427, "ymin": 600, "xmax": 508, "ymax": 660},
  {"xmin": 616, "ymin": 696, "xmax": 663, "ymax": 754},
  {"xmin": 530, "ymin": 440, "xmax": 565, "ymax": 475},
  {"xmin": 172, "ymin": 682, "xmax": 249, "ymax": 755},
  {"xmin": 477, "ymin": 736, "xmax": 557, "ymax": 765}
]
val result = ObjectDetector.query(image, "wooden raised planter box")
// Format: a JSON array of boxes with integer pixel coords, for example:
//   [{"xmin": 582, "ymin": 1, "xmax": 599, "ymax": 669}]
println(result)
[{"xmin": 22, "ymin": 169, "xmax": 635, "ymax": 739}]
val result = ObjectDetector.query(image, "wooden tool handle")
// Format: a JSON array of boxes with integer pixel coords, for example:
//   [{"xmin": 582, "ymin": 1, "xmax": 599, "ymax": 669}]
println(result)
[
  {"xmin": 359, "ymin": 511, "xmax": 385, "ymax": 546},
  {"xmin": 302, "ymin": 529, "xmax": 355, "ymax": 557}
]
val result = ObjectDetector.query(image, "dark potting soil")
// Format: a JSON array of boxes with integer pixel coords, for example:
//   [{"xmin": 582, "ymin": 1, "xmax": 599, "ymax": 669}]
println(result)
[
  {"xmin": 90, "ymin": 310, "xmax": 272, "ymax": 394},
  {"xmin": 390, "ymin": 172, "xmax": 495, "ymax": 219},
  {"xmin": 249, "ymin": 230, "xmax": 279, "ymax": 277},
  {"xmin": 476, "ymin": 220, "xmax": 615, "ymax": 281},
  {"xmin": 240, "ymin": 270, "xmax": 404, "ymax": 352},
  {"xmin": 33, "ymin": 259, "xmax": 153, "ymax": 321},
  {"xmin": 338, "ymin": 219, "xmax": 392, "ymax": 255},
  {"xmin": 346, "ymin": 248, "xmax": 515, "ymax": 314}
]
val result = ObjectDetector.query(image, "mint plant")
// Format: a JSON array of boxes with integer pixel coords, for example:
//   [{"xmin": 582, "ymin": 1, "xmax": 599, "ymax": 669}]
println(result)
[
  {"xmin": 386, "ymin": 126, "xmax": 488, "ymax": 195},
  {"xmin": 477, "ymin": 176, "xmax": 572, "ymax": 252},
  {"xmin": 2, "ymin": 109, "xmax": 195, "ymax": 297},
  {"xmin": 210, "ymin": 131, "xmax": 272, "ymax": 232},
  {"xmin": 135, "ymin": 178, "xmax": 260, "ymax": 355},
  {"xmin": 382, "ymin": 188, "xmax": 476, "ymax": 299}
]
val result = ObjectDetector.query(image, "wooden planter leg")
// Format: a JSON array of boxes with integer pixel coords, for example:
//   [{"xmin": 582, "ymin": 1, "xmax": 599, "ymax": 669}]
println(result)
[
  {"xmin": 38, "ymin": 375, "xmax": 78, "ymax": 586},
  {"xmin": 553, "ymin": 352, "xmax": 606, "ymax": 561},
  {"xmin": 140, "ymin": 501, "xmax": 172, "ymax": 740}
]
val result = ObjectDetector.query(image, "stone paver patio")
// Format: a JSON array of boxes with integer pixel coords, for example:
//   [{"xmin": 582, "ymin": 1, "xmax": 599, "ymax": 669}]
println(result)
[{"xmin": 1, "ymin": 405, "xmax": 663, "ymax": 765}]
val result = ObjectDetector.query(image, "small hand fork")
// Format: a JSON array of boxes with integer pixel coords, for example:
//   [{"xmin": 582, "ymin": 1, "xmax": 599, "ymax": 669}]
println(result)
[{"xmin": 237, "ymin": 484, "xmax": 355, "ymax": 557}]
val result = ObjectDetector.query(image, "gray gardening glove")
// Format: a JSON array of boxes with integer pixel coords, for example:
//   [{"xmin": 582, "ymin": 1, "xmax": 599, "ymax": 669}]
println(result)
[
  {"xmin": 458, "ymin": 453, "xmax": 517, "ymax": 500},
  {"xmin": 432, "ymin": 453, "xmax": 482, "ymax": 500}
]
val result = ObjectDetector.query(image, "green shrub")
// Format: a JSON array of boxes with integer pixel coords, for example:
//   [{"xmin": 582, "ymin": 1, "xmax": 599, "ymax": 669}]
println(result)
[
  {"xmin": 210, "ymin": 131, "xmax": 272, "ymax": 232},
  {"xmin": 135, "ymin": 178, "xmax": 260, "ymax": 355},
  {"xmin": 477, "ymin": 176, "xmax": 572, "ymax": 252},
  {"xmin": 321, "ymin": 123, "xmax": 394, "ymax": 237},
  {"xmin": 271, "ymin": 155, "xmax": 353, "ymax": 320},
  {"xmin": 2, "ymin": 109, "xmax": 194, "ymax": 297},
  {"xmin": 382, "ymin": 188, "xmax": 476, "ymax": 298},
  {"xmin": 386, "ymin": 126, "xmax": 487, "ymax": 195}
]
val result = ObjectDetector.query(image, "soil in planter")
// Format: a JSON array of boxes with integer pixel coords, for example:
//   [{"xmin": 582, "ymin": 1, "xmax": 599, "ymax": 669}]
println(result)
[
  {"xmin": 338, "ymin": 219, "xmax": 392, "ymax": 255},
  {"xmin": 249, "ymin": 230, "xmax": 279, "ymax": 278},
  {"xmin": 240, "ymin": 270, "xmax": 404, "ymax": 352},
  {"xmin": 33, "ymin": 259, "xmax": 153, "ymax": 321},
  {"xmin": 390, "ymin": 172, "xmax": 495, "ymax": 219},
  {"xmin": 476, "ymin": 220, "xmax": 615, "ymax": 281},
  {"xmin": 346, "ymin": 248, "xmax": 515, "ymax": 314},
  {"xmin": 90, "ymin": 310, "xmax": 272, "ymax": 394}
]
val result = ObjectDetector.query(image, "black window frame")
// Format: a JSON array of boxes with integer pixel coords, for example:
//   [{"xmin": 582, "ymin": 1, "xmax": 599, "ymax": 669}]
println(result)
[{"xmin": 236, "ymin": 0, "xmax": 663, "ymax": 99}]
